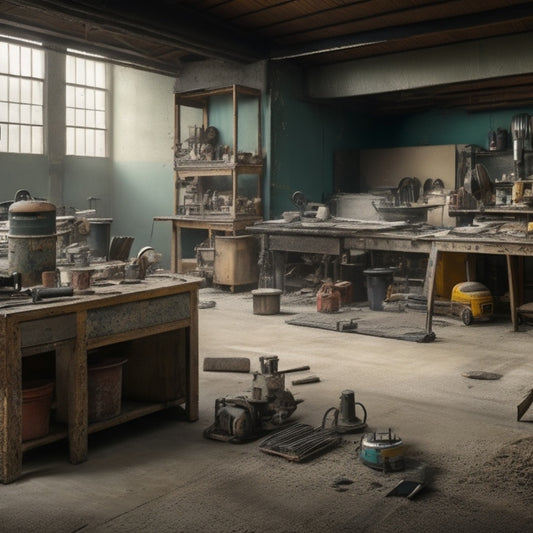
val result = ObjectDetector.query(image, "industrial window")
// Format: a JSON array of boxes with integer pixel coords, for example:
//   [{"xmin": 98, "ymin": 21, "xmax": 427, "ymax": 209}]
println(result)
[
  {"xmin": 0, "ymin": 38, "xmax": 44, "ymax": 154},
  {"xmin": 66, "ymin": 54, "xmax": 107, "ymax": 157}
]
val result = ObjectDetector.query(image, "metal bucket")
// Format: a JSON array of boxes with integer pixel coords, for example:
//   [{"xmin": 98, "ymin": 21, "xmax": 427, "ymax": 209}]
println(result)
[
  {"xmin": 87, "ymin": 218, "xmax": 112, "ymax": 260},
  {"xmin": 251, "ymin": 288, "xmax": 282, "ymax": 315},
  {"xmin": 8, "ymin": 200, "xmax": 57, "ymax": 287},
  {"xmin": 88, "ymin": 357, "xmax": 127, "ymax": 422}
]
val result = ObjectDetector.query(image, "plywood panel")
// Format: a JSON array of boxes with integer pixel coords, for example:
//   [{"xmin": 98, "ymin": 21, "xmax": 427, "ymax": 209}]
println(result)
[{"xmin": 359, "ymin": 145, "xmax": 456, "ymax": 191}]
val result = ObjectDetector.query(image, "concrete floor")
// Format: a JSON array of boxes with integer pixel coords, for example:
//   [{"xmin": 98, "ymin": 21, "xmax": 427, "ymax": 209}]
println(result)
[{"xmin": 3, "ymin": 285, "xmax": 533, "ymax": 532}]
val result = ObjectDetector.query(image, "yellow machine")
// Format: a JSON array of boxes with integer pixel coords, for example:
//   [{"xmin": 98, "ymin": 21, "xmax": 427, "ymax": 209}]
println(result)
[{"xmin": 450, "ymin": 281, "xmax": 494, "ymax": 325}]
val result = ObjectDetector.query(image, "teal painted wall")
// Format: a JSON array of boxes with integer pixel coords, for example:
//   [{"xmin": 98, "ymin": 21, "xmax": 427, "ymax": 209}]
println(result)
[
  {"xmin": 268, "ymin": 63, "xmax": 370, "ymax": 218},
  {"xmin": 0, "ymin": 154, "xmax": 48, "ymax": 201},
  {"xmin": 63, "ymin": 156, "xmax": 112, "ymax": 215},
  {"xmin": 363, "ymin": 107, "xmax": 533, "ymax": 149}
]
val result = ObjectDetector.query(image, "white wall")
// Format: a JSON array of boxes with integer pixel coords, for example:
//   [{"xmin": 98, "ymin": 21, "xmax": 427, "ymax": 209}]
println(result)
[{"xmin": 111, "ymin": 66, "xmax": 176, "ymax": 268}]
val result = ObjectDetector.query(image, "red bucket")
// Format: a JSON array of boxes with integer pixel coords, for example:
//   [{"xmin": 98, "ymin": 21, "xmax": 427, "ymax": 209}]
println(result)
[{"xmin": 22, "ymin": 380, "xmax": 54, "ymax": 441}]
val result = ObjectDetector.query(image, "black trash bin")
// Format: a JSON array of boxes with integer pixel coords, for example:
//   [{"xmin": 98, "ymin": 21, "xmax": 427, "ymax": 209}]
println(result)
[{"xmin": 363, "ymin": 268, "xmax": 393, "ymax": 311}]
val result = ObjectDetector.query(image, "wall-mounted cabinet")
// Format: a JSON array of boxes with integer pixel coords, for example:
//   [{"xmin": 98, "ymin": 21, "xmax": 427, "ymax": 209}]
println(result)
[{"xmin": 174, "ymin": 85, "xmax": 263, "ymax": 220}]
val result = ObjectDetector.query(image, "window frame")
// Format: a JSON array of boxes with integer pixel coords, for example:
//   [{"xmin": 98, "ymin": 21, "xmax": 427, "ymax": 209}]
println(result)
[
  {"xmin": 65, "ymin": 52, "xmax": 110, "ymax": 158},
  {"xmin": 0, "ymin": 36, "xmax": 45, "ymax": 155}
]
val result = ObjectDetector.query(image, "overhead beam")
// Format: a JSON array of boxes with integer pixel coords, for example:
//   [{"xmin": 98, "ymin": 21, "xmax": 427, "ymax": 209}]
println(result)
[
  {"xmin": 306, "ymin": 33, "xmax": 533, "ymax": 101},
  {"xmin": 269, "ymin": 2, "xmax": 533, "ymax": 60},
  {"xmin": 1, "ymin": 0, "xmax": 266, "ymax": 66}
]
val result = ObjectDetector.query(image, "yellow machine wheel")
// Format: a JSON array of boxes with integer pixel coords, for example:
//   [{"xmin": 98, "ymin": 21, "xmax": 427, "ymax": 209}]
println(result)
[{"xmin": 461, "ymin": 307, "xmax": 473, "ymax": 326}]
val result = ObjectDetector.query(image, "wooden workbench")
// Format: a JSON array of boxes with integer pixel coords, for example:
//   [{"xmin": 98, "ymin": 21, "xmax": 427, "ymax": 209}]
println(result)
[
  {"xmin": 0, "ymin": 275, "xmax": 200, "ymax": 483},
  {"xmin": 247, "ymin": 218, "xmax": 533, "ymax": 332}
]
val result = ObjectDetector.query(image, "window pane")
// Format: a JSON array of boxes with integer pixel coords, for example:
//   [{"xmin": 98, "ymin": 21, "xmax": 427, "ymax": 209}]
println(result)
[
  {"xmin": 95, "ymin": 89, "xmax": 105, "ymax": 110},
  {"xmin": 66, "ymin": 85, "xmax": 74, "ymax": 107},
  {"xmin": 95, "ymin": 130, "xmax": 106, "ymax": 157},
  {"xmin": 0, "ymin": 102, "xmax": 7, "ymax": 121},
  {"xmin": 0, "ymin": 75, "xmax": 7, "ymax": 99},
  {"xmin": 31, "ymin": 125, "xmax": 43, "ymax": 154},
  {"xmin": 8, "ymin": 102, "xmax": 19, "ymax": 122},
  {"xmin": 86, "ymin": 61, "xmax": 95, "ymax": 86},
  {"xmin": 0, "ymin": 44, "xmax": 8, "ymax": 74},
  {"xmin": 66, "ymin": 55, "xmax": 75, "ymax": 83},
  {"xmin": 31, "ymin": 104, "xmax": 42, "ymax": 125},
  {"xmin": 9, "ymin": 77, "xmax": 20, "ymax": 101},
  {"xmin": 9, "ymin": 44, "xmax": 20, "ymax": 75},
  {"xmin": 86, "ymin": 128, "xmax": 95, "ymax": 155},
  {"xmin": 9, "ymin": 124, "xmax": 19, "ymax": 151},
  {"xmin": 76, "ymin": 57, "xmax": 85, "ymax": 85},
  {"xmin": 95, "ymin": 110, "xmax": 105, "ymax": 129},
  {"xmin": 20, "ymin": 124, "xmax": 31, "ymax": 152},
  {"xmin": 75, "ymin": 108, "xmax": 85, "ymax": 126},
  {"xmin": 86, "ymin": 109, "xmax": 95, "ymax": 128},
  {"xmin": 0, "ymin": 125, "xmax": 7, "ymax": 151},
  {"xmin": 20, "ymin": 47, "xmax": 31, "ymax": 77},
  {"xmin": 95, "ymin": 62, "xmax": 105, "ymax": 88},
  {"xmin": 75, "ymin": 128, "xmax": 85, "ymax": 155},
  {"xmin": 86, "ymin": 88, "xmax": 95, "ymax": 110},
  {"xmin": 20, "ymin": 103, "xmax": 30, "ymax": 123},
  {"xmin": 75, "ymin": 86, "xmax": 85, "ymax": 107},
  {"xmin": 66, "ymin": 107, "xmax": 75, "ymax": 126},
  {"xmin": 32, "ymin": 49, "xmax": 43, "ymax": 78},
  {"xmin": 20, "ymin": 78, "xmax": 31, "ymax": 103},
  {"xmin": 32, "ymin": 80, "xmax": 42, "ymax": 105},
  {"xmin": 66, "ymin": 126, "xmax": 75, "ymax": 154}
]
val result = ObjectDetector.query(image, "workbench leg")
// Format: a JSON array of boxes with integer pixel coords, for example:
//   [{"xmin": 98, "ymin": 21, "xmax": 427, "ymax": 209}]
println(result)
[
  {"xmin": 170, "ymin": 221, "xmax": 178, "ymax": 273},
  {"xmin": 272, "ymin": 251, "xmax": 287, "ymax": 292},
  {"xmin": 424, "ymin": 243, "xmax": 439, "ymax": 337},
  {"xmin": 0, "ymin": 322, "xmax": 22, "ymax": 483},
  {"xmin": 187, "ymin": 289, "xmax": 199, "ymax": 422},
  {"xmin": 67, "ymin": 313, "xmax": 88, "ymax": 465},
  {"xmin": 507, "ymin": 255, "xmax": 520, "ymax": 332}
]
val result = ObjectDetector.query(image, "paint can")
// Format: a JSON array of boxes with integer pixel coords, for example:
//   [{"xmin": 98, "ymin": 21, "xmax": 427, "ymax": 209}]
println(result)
[
  {"xmin": 8, "ymin": 200, "xmax": 57, "ymax": 287},
  {"xmin": 360, "ymin": 429, "xmax": 405, "ymax": 472}
]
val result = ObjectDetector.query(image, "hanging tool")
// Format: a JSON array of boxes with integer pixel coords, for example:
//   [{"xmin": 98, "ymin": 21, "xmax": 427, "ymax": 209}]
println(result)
[{"xmin": 511, "ymin": 113, "xmax": 531, "ymax": 179}]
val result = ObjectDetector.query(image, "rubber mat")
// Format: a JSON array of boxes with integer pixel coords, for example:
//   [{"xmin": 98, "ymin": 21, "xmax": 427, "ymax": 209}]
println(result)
[{"xmin": 285, "ymin": 310, "xmax": 436, "ymax": 343}]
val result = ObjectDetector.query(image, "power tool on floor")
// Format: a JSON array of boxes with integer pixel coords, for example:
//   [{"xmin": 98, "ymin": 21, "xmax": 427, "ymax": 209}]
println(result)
[
  {"xmin": 450, "ymin": 281, "xmax": 494, "ymax": 325},
  {"xmin": 204, "ymin": 356, "xmax": 304, "ymax": 443}
]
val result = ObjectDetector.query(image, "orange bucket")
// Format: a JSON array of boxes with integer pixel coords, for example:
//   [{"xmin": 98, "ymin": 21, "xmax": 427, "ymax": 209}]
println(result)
[{"xmin": 22, "ymin": 380, "xmax": 54, "ymax": 441}]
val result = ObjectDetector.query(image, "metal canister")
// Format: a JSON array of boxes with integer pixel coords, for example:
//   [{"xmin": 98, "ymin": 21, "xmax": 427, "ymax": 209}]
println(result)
[
  {"xmin": 8, "ymin": 200, "xmax": 57, "ymax": 287},
  {"xmin": 359, "ymin": 429, "xmax": 405, "ymax": 472},
  {"xmin": 87, "ymin": 217, "xmax": 112, "ymax": 260}
]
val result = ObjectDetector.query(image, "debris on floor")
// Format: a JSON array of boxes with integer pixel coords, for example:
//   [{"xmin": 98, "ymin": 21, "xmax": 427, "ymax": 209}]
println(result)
[
  {"xmin": 286, "ymin": 310, "xmax": 436, "ymax": 343},
  {"xmin": 517, "ymin": 389, "xmax": 533, "ymax": 421},
  {"xmin": 332, "ymin": 476, "xmax": 354, "ymax": 492},
  {"xmin": 203, "ymin": 357, "xmax": 250, "ymax": 373},
  {"xmin": 386, "ymin": 478, "xmax": 425, "ymax": 499},
  {"xmin": 291, "ymin": 375, "xmax": 320, "ymax": 385},
  {"xmin": 259, "ymin": 423, "xmax": 342, "ymax": 462},
  {"xmin": 462, "ymin": 370, "xmax": 502, "ymax": 380},
  {"xmin": 198, "ymin": 300, "xmax": 216, "ymax": 309}
]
